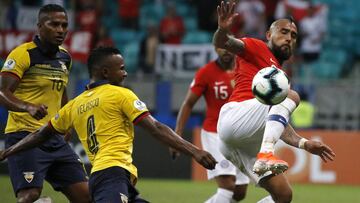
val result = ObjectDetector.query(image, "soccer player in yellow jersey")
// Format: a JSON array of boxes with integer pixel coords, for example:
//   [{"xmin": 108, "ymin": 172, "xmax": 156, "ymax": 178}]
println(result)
[
  {"xmin": 0, "ymin": 46, "xmax": 217, "ymax": 202},
  {"xmin": 0, "ymin": 4, "xmax": 90, "ymax": 203}
]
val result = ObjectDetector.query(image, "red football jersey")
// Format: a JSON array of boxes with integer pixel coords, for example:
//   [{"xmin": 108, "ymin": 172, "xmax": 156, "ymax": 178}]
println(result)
[
  {"xmin": 229, "ymin": 37, "xmax": 282, "ymax": 102},
  {"xmin": 191, "ymin": 60, "xmax": 235, "ymax": 132}
]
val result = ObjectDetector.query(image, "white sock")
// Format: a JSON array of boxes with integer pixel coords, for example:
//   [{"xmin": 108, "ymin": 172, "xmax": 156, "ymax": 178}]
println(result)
[
  {"xmin": 260, "ymin": 98, "xmax": 297, "ymax": 153},
  {"xmin": 204, "ymin": 188, "xmax": 234, "ymax": 203},
  {"xmin": 257, "ymin": 195, "xmax": 275, "ymax": 203},
  {"xmin": 33, "ymin": 197, "xmax": 53, "ymax": 203}
]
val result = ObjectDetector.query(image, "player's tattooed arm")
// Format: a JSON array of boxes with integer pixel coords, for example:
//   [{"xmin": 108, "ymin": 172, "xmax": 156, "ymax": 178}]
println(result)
[
  {"xmin": 280, "ymin": 124, "xmax": 301, "ymax": 148},
  {"xmin": 213, "ymin": 28, "xmax": 245, "ymax": 54},
  {"xmin": 213, "ymin": 1, "xmax": 245, "ymax": 54},
  {"xmin": 280, "ymin": 124, "xmax": 335, "ymax": 162}
]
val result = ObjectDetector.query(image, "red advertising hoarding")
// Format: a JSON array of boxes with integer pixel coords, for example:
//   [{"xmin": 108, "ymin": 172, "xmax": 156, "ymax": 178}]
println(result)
[{"xmin": 0, "ymin": 31, "xmax": 92, "ymax": 63}]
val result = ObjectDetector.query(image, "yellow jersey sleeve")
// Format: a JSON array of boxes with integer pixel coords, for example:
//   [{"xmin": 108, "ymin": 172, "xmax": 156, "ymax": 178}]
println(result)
[
  {"xmin": 1, "ymin": 44, "xmax": 31, "ymax": 78},
  {"xmin": 120, "ymin": 89, "xmax": 149, "ymax": 122},
  {"xmin": 50, "ymin": 99, "xmax": 74, "ymax": 133}
]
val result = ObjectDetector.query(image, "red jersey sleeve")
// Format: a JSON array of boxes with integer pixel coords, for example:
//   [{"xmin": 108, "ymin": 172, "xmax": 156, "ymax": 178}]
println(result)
[
  {"xmin": 190, "ymin": 67, "xmax": 207, "ymax": 97},
  {"xmin": 239, "ymin": 38, "xmax": 270, "ymax": 67},
  {"xmin": 229, "ymin": 37, "xmax": 281, "ymax": 102}
]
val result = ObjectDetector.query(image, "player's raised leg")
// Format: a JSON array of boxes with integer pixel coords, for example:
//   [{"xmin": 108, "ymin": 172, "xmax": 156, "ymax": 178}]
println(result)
[{"xmin": 253, "ymin": 90, "xmax": 300, "ymax": 176}]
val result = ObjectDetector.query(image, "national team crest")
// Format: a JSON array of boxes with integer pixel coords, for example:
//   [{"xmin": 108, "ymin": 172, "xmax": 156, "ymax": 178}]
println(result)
[
  {"xmin": 59, "ymin": 61, "xmax": 68, "ymax": 74},
  {"xmin": 119, "ymin": 193, "xmax": 128, "ymax": 203},
  {"xmin": 230, "ymin": 79, "xmax": 235, "ymax": 88},
  {"xmin": 23, "ymin": 172, "xmax": 35, "ymax": 183}
]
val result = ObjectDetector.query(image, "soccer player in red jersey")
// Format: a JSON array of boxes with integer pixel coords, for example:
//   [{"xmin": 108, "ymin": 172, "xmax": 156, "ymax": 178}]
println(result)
[
  {"xmin": 213, "ymin": 1, "xmax": 335, "ymax": 202},
  {"xmin": 174, "ymin": 48, "xmax": 249, "ymax": 202}
]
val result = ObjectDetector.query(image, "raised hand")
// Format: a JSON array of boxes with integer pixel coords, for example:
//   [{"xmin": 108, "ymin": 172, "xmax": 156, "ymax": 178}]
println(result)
[
  {"xmin": 304, "ymin": 140, "xmax": 335, "ymax": 162},
  {"xmin": 26, "ymin": 103, "xmax": 48, "ymax": 120},
  {"xmin": 193, "ymin": 149, "xmax": 217, "ymax": 170},
  {"xmin": 217, "ymin": 0, "xmax": 238, "ymax": 31}
]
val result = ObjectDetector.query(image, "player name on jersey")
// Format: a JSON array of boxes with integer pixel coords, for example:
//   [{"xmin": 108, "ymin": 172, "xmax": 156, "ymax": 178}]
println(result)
[{"xmin": 77, "ymin": 98, "xmax": 99, "ymax": 115}]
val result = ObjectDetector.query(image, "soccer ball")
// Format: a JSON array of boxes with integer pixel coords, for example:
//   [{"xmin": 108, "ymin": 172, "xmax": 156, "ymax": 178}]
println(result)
[{"xmin": 251, "ymin": 66, "xmax": 290, "ymax": 105}]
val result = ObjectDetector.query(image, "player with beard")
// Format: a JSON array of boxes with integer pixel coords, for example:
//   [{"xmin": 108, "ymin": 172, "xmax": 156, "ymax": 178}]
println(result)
[{"xmin": 213, "ymin": 1, "xmax": 335, "ymax": 203}]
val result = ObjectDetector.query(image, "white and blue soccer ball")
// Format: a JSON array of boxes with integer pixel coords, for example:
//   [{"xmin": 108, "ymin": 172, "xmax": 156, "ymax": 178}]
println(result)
[{"xmin": 251, "ymin": 66, "xmax": 290, "ymax": 105}]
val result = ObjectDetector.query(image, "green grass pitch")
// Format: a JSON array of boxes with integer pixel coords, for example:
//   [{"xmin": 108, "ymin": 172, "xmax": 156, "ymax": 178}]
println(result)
[{"xmin": 0, "ymin": 175, "xmax": 359, "ymax": 202}]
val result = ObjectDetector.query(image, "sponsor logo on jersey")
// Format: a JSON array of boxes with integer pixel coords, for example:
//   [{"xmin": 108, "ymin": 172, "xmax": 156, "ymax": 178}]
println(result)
[
  {"xmin": 3, "ymin": 59, "xmax": 16, "ymax": 70},
  {"xmin": 134, "ymin": 100, "xmax": 147, "ymax": 111},
  {"xmin": 214, "ymin": 81, "xmax": 224, "ymax": 85},
  {"xmin": 23, "ymin": 172, "xmax": 34, "ymax": 183},
  {"xmin": 270, "ymin": 58, "xmax": 277, "ymax": 64},
  {"xmin": 54, "ymin": 113, "xmax": 60, "ymax": 120},
  {"xmin": 35, "ymin": 64, "xmax": 52, "ymax": 69},
  {"xmin": 119, "ymin": 193, "xmax": 128, "ymax": 203}
]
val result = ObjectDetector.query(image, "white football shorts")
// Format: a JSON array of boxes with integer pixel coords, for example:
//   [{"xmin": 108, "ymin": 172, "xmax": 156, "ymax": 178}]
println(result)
[
  {"xmin": 201, "ymin": 129, "xmax": 250, "ymax": 185},
  {"xmin": 217, "ymin": 99, "xmax": 271, "ymax": 183}
]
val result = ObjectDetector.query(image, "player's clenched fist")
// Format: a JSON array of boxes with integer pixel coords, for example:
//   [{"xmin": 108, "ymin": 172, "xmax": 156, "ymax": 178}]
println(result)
[
  {"xmin": 26, "ymin": 103, "xmax": 48, "ymax": 120},
  {"xmin": 193, "ymin": 150, "xmax": 217, "ymax": 170}
]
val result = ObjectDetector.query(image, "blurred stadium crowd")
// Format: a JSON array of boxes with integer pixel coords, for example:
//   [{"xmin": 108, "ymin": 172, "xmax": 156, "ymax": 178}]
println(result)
[{"xmin": 0, "ymin": 0, "xmax": 359, "ymax": 130}]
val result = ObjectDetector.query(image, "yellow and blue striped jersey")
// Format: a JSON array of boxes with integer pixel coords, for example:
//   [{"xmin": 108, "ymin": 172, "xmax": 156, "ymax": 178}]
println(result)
[
  {"xmin": 50, "ymin": 82, "xmax": 149, "ymax": 182},
  {"xmin": 1, "ymin": 36, "xmax": 71, "ymax": 133}
]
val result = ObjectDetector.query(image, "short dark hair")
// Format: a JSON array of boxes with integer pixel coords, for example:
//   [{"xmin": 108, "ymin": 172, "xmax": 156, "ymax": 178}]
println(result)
[
  {"xmin": 87, "ymin": 47, "xmax": 121, "ymax": 77},
  {"xmin": 38, "ymin": 4, "xmax": 67, "ymax": 20},
  {"xmin": 286, "ymin": 16, "xmax": 295, "ymax": 24}
]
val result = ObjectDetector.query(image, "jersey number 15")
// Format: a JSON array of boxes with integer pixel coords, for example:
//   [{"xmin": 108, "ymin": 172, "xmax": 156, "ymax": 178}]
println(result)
[{"xmin": 213, "ymin": 85, "xmax": 229, "ymax": 100}]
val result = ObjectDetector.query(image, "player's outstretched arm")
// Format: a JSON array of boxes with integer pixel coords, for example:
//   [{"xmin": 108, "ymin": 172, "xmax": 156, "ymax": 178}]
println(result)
[
  {"xmin": 0, "ymin": 74, "xmax": 48, "ymax": 120},
  {"xmin": 280, "ymin": 124, "xmax": 335, "ymax": 162},
  {"xmin": 175, "ymin": 91, "xmax": 200, "ymax": 136},
  {"xmin": 0, "ymin": 124, "xmax": 56, "ymax": 161},
  {"xmin": 213, "ymin": 1, "xmax": 245, "ymax": 54},
  {"xmin": 171, "ymin": 91, "xmax": 201, "ymax": 159},
  {"xmin": 137, "ymin": 115, "xmax": 217, "ymax": 170}
]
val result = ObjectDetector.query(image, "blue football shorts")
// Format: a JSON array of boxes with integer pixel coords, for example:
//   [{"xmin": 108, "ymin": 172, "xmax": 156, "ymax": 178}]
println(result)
[
  {"xmin": 5, "ymin": 131, "xmax": 88, "ymax": 195},
  {"xmin": 89, "ymin": 166, "xmax": 149, "ymax": 203}
]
